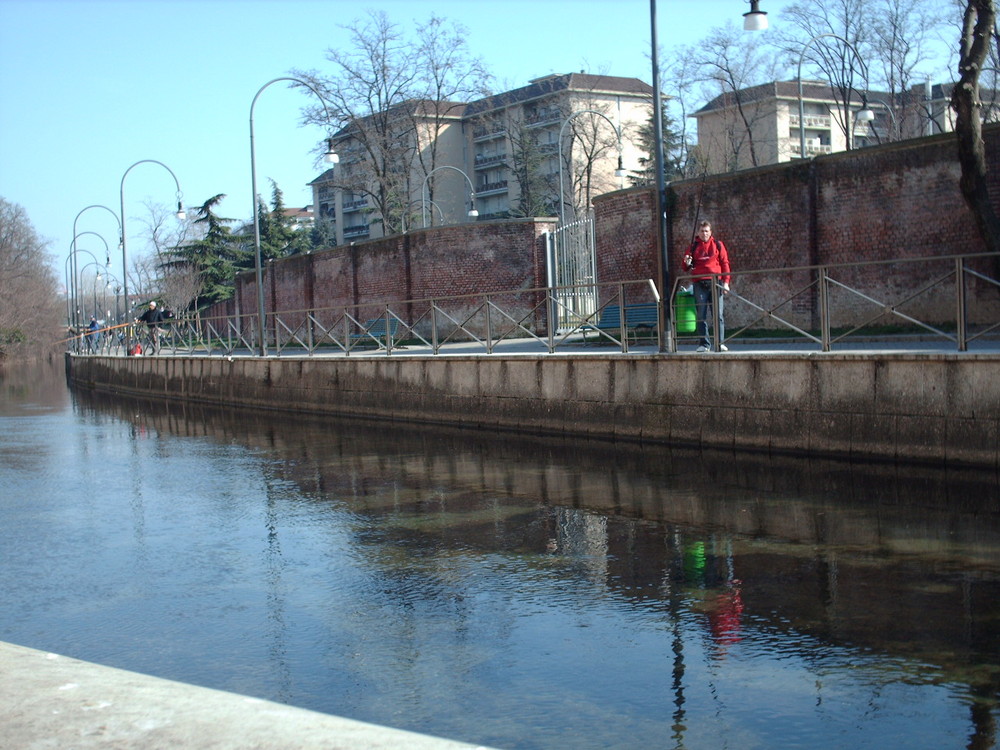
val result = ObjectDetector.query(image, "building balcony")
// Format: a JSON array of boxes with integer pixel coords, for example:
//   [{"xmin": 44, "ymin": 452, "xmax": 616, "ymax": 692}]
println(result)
[
  {"xmin": 524, "ymin": 109, "xmax": 561, "ymax": 127},
  {"xmin": 473, "ymin": 124, "xmax": 506, "ymax": 141},
  {"xmin": 476, "ymin": 180, "xmax": 508, "ymax": 195},
  {"xmin": 474, "ymin": 153, "xmax": 507, "ymax": 169},
  {"xmin": 342, "ymin": 198, "xmax": 368, "ymax": 212},
  {"xmin": 786, "ymin": 137, "xmax": 833, "ymax": 157},
  {"xmin": 789, "ymin": 113, "xmax": 832, "ymax": 129},
  {"xmin": 343, "ymin": 225, "xmax": 369, "ymax": 238}
]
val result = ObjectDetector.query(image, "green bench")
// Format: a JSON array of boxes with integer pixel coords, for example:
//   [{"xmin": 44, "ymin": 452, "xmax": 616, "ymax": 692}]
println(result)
[
  {"xmin": 351, "ymin": 317, "xmax": 400, "ymax": 348},
  {"xmin": 581, "ymin": 302, "xmax": 659, "ymax": 343}
]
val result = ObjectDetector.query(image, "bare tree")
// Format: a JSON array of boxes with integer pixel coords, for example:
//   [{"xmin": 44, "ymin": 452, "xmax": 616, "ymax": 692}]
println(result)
[
  {"xmin": 294, "ymin": 11, "xmax": 491, "ymax": 236},
  {"xmin": 505, "ymin": 114, "xmax": 555, "ymax": 218},
  {"xmin": 564, "ymin": 105, "xmax": 622, "ymax": 219},
  {"xmin": 662, "ymin": 46, "xmax": 702, "ymax": 179},
  {"xmin": 779, "ymin": 0, "xmax": 872, "ymax": 146},
  {"xmin": 952, "ymin": 0, "xmax": 1000, "ymax": 256},
  {"xmin": 0, "ymin": 197, "xmax": 62, "ymax": 356},
  {"xmin": 136, "ymin": 200, "xmax": 199, "ymax": 315},
  {"xmin": 692, "ymin": 24, "xmax": 781, "ymax": 171}
]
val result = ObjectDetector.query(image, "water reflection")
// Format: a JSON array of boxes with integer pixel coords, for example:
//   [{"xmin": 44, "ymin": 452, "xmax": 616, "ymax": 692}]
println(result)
[{"xmin": 2, "ymin": 361, "xmax": 999, "ymax": 749}]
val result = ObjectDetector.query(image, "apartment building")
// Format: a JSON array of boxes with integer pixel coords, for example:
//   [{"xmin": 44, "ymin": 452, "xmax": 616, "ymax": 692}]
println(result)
[
  {"xmin": 310, "ymin": 72, "xmax": 654, "ymax": 244},
  {"xmin": 691, "ymin": 79, "xmax": 972, "ymax": 174}
]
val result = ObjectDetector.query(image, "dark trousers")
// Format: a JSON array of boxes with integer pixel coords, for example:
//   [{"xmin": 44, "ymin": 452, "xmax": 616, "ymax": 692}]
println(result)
[{"xmin": 693, "ymin": 280, "xmax": 724, "ymax": 347}]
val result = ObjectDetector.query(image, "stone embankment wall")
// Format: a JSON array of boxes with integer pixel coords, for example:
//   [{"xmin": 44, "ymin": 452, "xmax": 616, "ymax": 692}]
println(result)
[{"xmin": 68, "ymin": 352, "xmax": 1000, "ymax": 469}]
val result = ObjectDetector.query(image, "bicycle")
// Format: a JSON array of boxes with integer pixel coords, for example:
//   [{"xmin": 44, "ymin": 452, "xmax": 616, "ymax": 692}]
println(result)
[{"xmin": 137, "ymin": 326, "xmax": 161, "ymax": 355}]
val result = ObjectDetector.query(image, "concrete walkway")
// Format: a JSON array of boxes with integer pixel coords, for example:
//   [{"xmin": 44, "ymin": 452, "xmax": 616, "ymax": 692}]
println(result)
[{"xmin": 0, "ymin": 641, "xmax": 494, "ymax": 750}]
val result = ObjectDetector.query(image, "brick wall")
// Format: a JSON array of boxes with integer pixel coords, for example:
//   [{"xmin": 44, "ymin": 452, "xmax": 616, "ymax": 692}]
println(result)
[
  {"xmin": 594, "ymin": 125, "xmax": 1000, "ymax": 329},
  {"xmin": 206, "ymin": 126, "xmax": 999, "ymax": 334},
  {"xmin": 206, "ymin": 219, "xmax": 555, "ymax": 337}
]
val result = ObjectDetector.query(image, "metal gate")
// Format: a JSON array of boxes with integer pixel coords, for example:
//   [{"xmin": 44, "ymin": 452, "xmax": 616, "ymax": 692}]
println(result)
[{"xmin": 546, "ymin": 212, "xmax": 597, "ymax": 331}]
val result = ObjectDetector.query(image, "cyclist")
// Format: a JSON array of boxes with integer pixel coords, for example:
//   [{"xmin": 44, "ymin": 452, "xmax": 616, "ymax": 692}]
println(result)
[{"xmin": 137, "ymin": 301, "xmax": 165, "ymax": 354}]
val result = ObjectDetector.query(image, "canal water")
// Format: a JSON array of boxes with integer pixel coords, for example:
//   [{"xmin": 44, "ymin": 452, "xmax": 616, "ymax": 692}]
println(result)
[{"xmin": 2, "ymin": 357, "xmax": 999, "ymax": 750}]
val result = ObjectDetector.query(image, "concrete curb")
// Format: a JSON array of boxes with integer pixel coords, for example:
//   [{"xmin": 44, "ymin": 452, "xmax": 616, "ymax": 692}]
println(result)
[{"xmin": 0, "ymin": 641, "xmax": 494, "ymax": 750}]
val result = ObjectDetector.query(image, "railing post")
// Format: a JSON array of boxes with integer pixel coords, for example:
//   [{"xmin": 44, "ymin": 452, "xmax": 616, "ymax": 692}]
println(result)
[
  {"xmin": 710, "ymin": 276, "xmax": 722, "ymax": 352},
  {"xmin": 956, "ymin": 257, "xmax": 968, "ymax": 352},
  {"xmin": 485, "ymin": 293, "xmax": 494, "ymax": 355},
  {"xmin": 383, "ymin": 307, "xmax": 392, "ymax": 355},
  {"xmin": 818, "ymin": 266, "xmax": 831, "ymax": 352},
  {"xmin": 619, "ymin": 283, "xmax": 628, "ymax": 353},
  {"xmin": 547, "ymin": 288, "xmax": 556, "ymax": 354},
  {"xmin": 431, "ymin": 303, "xmax": 440, "ymax": 355}
]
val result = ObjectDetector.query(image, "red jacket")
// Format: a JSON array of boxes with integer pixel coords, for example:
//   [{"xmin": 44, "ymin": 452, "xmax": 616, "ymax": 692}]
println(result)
[{"xmin": 686, "ymin": 237, "xmax": 731, "ymax": 285}]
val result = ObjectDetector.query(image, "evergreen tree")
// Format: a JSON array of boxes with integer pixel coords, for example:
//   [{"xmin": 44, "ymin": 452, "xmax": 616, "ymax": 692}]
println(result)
[
  {"xmin": 257, "ymin": 181, "xmax": 314, "ymax": 260},
  {"xmin": 629, "ymin": 105, "xmax": 689, "ymax": 187},
  {"xmin": 166, "ymin": 194, "xmax": 244, "ymax": 307}
]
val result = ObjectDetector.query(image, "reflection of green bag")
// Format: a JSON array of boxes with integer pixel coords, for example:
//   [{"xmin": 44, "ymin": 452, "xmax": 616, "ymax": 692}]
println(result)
[{"xmin": 674, "ymin": 290, "xmax": 696, "ymax": 334}]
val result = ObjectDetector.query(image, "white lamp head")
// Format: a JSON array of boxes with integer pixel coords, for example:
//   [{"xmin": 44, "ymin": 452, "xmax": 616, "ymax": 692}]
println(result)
[
  {"xmin": 743, "ymin": 0, "xmax": 768, "ymax": 30},
  {"xmin": 325, "ymin": 138, "xmax": 340, "ymax": 164}
]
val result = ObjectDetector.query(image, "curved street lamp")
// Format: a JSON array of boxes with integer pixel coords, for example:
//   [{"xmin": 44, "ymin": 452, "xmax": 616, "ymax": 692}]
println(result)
[
  {"xmin": 796, "ymin": 33, "xmax": 871, "ymax": 159},
  {"xmin": 421, "ymin": 165, "xmax": 478, "ymax": 228},
  {"xmin": 79, "ymin": 261, "xmax": 109, "ymax": 325},
  {"xmin": 71, "ymin": 205, "xmax": 120, "ymax": 332},
  {"xmin": 250, "ymin": 77, "xmax": 338, "ymax": 357},
  {"xmin": 64, "ymin": 246, "xmax": 99, "ymax": 333},
  {"xmin": 557, "ymin": 109, "xmax": 625, "ymax": 226},
  {"xmin": 68, "ymin": 232, "xmax": 111, "ymax": 331},
  {"xmin": 120, "ymin": 160, "xmax": 185, "ymax": 333},
  {"xmin": 402, "ymin": 199, "xmax": 444, "ymax": 233},
  {"xmin": 855, "ymin": 95, "xmax": 896, "ymax": 143}
]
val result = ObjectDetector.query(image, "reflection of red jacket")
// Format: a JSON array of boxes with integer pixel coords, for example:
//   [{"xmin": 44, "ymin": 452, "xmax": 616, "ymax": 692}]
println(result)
[{"xmin": 687, "ymin": 237, "xmax": 731, "ymax": 285}]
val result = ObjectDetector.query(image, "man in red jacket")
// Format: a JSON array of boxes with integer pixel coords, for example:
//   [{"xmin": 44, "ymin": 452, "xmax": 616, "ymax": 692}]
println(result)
[{"xmin": 683, "ymin": 221, "xmax": 731, "ymax": 352}]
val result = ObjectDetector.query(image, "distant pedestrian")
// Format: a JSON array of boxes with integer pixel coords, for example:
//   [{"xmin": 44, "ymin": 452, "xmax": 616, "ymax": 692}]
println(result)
[
  {"xmin": 683, "ymin": 221, "xmax": 731, "ymax": 352},
  {"xmin": 137, "ymin": 301, "xmax": 165, "ymax": 353},
  {"xmin": 86, "ymin": 317, "xmax": 100, "ymax": 353}
]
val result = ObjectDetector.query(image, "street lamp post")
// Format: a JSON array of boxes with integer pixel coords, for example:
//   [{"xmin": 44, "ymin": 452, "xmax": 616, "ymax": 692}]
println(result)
[
  {"xmin": 797, "ymin": 33, "xmax": 871, "ymax": 159},
  {"xmin": 119, "ymin": 161, "xmax": 185, "ymax": 349},
  {"xmin": 68, "ymin": 232, "xmax": 111, "ymax": 332},
  {"xmin": 421, "ymin": 166, "xmax": 478, "ymax": 228},
  {"xmin": 556, "ymin": 109, "xmax": 624, "ymax": 226},
  {"xmin": 855, "ymin": 95, "xmax": 895, "ymax": 143},
  {"xmin": 402, "ymin": 199, "xmax": 444, "ymax": 233},
  {"xmin": 250, "ymin": 77, "xmax": 338, "ymax": 357},
  {"xmin": 79, "ymin": 261, "xmax": 109, "ymax": 323},
  {"xmin": 71, "ymin": 205, "xmax": 120, "ymax": 332},
  {"xmin": 652, "ymin": 0, "xmax": 767, "ymax": 353},
  {"xmin": 64, "ymin": 250, "xmax": 96, "ymax": 334}
]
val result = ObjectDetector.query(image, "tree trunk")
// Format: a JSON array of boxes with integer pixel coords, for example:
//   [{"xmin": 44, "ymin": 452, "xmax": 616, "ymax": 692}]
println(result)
[{"xmin": 951, "ymin": 0, "xmax": 1000, "ymax": 256}]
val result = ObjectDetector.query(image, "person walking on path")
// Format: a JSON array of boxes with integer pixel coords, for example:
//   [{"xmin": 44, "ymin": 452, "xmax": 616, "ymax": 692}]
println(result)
[
  {"xmin": 85, "ymin": 317, "xmax": 100, "ymax": 353},
  {"xmin": 683, "ymin": 221, "xmax": 731, "ymax": 352},
  {"xmin": 137, "ymin": 300, "xmax": 165, "ymax": 354}
]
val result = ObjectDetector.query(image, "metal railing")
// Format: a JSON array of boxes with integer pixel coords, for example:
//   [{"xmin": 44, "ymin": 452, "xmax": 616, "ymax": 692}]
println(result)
[
  {"xmin": 669, "ymin": 251, "xmax": 1000, "ymax": 353},
  {"xmin": 68, "ymin": 252, "xmax": 999, "ymax": 358}
]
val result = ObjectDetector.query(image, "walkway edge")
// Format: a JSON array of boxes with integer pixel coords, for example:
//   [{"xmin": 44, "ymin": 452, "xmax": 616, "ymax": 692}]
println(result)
[{"xmin": 0, "ymin": 641, "xmax": 494, "ymax": 750}]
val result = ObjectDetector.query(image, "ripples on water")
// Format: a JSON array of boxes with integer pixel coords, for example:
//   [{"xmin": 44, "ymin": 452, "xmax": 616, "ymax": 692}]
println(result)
[{"xmin": 1, "ymin": 357, "xmax": 998, "ymax": 750}]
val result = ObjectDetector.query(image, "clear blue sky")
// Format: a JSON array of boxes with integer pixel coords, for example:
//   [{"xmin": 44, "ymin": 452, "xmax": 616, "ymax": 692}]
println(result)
[{"xmin": 1, "ymin": 0, "xmax": 950, "ymax": 285}]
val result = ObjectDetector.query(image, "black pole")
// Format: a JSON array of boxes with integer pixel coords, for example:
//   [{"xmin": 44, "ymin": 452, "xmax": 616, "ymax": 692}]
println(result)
[{"xmin": 650, "ymin": 0, "xmax": 673, "ymax": 352}]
